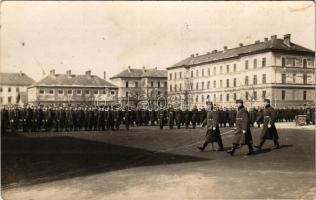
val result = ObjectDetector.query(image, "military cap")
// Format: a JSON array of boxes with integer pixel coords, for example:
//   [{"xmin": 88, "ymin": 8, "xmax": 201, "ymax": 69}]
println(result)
[
  {"xmin": 236, "ymin": 99, "xmax": 243, "ymax": 104},
  {"xmin": 264, "ymin": 99, "xmax": 270, "ymax": 103}
]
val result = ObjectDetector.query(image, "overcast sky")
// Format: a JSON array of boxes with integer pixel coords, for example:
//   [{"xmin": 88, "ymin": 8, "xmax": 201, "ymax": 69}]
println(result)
[{"xmin": 1, "ymin": 1, "xmax": 315, "ymax": 81}]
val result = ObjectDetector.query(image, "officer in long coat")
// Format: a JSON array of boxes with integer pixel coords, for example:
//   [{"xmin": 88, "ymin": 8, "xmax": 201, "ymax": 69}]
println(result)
[
  {"xmin": 227, "ymin": 99, "xmax": 254, "ymax": 156},
  {"xmin": 149, "ymin": 109, "xmax": 156, "ymax": 126},
  {"xmin": 168, "ymin": 107, "xmax": 175, "ymax": 129},
  {"xmin": 191, "ymin": 105, "xmax": 198, "ymax": 129},
  {"xmin": 175, "ymin": 108, "xmax": 183, "ymax": 129},
  {"xmin": 249, "ymin": 108, "xmax": 256, "ymax": 128},
  {"xmin": 198, "ymin": 102, "xmax": 224, "ymax": 151},
  {"xmin": 123, "ymin": 106, "xmax": 131, "ymax": 130},
  {"xmin": 256, "ymin": 108, "xmax": 264, "ymax": 128},
  {"xmin": 255, "ymin": 99, "xmax": 280, "ymax": 150},
  {"xmin": 157, "ymin": 108, "xmax": 166, "ymax": 130},
  {"xmin": 184, "ymin": 108, "xmax": 191, "ymax": 129}
]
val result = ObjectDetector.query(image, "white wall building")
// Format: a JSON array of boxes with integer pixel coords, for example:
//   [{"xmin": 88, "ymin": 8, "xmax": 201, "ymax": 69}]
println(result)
[{"xmin": 167, "ymin": 34, "xmax": 315, "ymax": 109}]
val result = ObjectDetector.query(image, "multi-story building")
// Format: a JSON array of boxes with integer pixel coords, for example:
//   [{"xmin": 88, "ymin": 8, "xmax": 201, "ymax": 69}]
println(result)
[
  {"xmin": 0, "ymin": 72, "xmax": 35, "ymax": 106},
  {"xmin": 27, "ymin": 70, "xmax": 118, "ymax": 106},
  {"xmin": 110, "ymin": 66, "xmax": 167, "ymax": 107},
  {"xmin": 167, "ymin": 34, "xmax": 315, "ymax": 108}
]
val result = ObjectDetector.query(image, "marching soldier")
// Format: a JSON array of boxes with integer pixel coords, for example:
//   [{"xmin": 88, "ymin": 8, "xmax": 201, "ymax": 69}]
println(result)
[
  {"xmin": 256, "ymin": 108, "xmax": 264, "ymax": 128},
  {"xmin": 175, "ymin": 108, "xmax": 183, "ymax": 129},
  {"xmin": 168, "ymin": 107, "xmax": 175, "ymax": 129},
  {"xmin": 157, "ymin": 107, "xmax": 166, "ymax": 130},
  {"xmin": 228, "ymin": 107, "xmax": 235, "ymax": 127},
  {"xmin": 184, "ymin": 108, "xmax": 191, "ymax": 129},
  {"xmin": 198, "ymin": 102, "xmax": 224, "ymax": 151},
  {"xmin": 255, "ymin": 99, "xmax": 280, "ymax": 150},
  {"xmin": 249, "ymin": 107, "xmax": 256, "ymax": 128},
  {"xmin": 226, "ymin": 99, "xmax": 254, "ymax": 156},
  {"xmin": 149, "ymin": 108, "xmax": 156, "ymax": 126},
  {"xmin": 191, "ymin": 105, "xmax": 198, "ymax": 129},
  {"xmin": 123, "ymin": 106, "xmax": 131, "ymax": 130},
  {"xmin": 1, "ymin": 106, "xmax": 9, "ymax": 134}
]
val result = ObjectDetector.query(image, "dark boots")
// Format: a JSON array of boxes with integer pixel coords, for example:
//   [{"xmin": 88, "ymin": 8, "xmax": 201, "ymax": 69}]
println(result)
[
  {"xmin": 272, "ymin": 139, "xmax": 280, "ymax": 149},
  {"xmin": 254, "ymin": 139, "xmax": 265, "ymax": 149},
  {"xmin": 226, "ymin": 144, "xmax": 239, "ymax": 156},
  {"xmin": 197, "ymin": 142, "xmax": 208, "ymax": 152}
]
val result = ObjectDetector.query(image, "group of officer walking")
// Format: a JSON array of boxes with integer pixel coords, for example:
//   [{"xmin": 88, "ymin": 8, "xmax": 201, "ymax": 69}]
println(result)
[{"xmin": 197, "ymin": 99, "xmax": 282, "ymax": 156}]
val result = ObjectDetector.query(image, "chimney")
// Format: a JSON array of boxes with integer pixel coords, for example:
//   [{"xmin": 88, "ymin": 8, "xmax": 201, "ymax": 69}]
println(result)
[
  {"xmin": 264, "ymin": 37, "xmax": 268, "ymax": 42},
  {"xmin": 66, "ymin": 70, "xmax": 71, "ymax": 78},
  {"xmin": 50, "ymin": 69, "xmax": 55, "ymax": 76},
  {"xmin": 239, "ymin": 43, "xmax": 243, "ymax": 47},
  {"xmin": 103, "ymin": 71, "xmax": 106, "ymax": 80},
  {"xmin": 224, "ymin": 46, "xmax": 228, "ymax": 51},
  {"xmin": 283, "ymin": 34, "xmax": 291, "ymax": 46},
  {"xmin": 190, "ymin": 54, "xmax": 195, "ymax": 58},
  {"xmin": 85, "ymin": 70, "xmax": 91, "ymax": 77},
  {"xmin": 255, "ymin": 40, "xmax": 260, "ymax": 44},
  {"xmin": 271, "ymin": 35, "xmax": 277, "ymax": 40},
  {"xmin": 212, "ymin": 50, "xmax": 218, "ymax": 53}
]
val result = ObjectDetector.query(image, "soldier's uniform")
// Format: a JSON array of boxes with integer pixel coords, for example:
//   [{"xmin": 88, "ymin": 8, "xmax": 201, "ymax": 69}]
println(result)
[
  {"xmin": 249, "ymin": 108, "xmax": 256, "ymax": 128},
  {"xmin": 184, "ymin": 109, "xmax": 191, "ymax": 129},
  {"xmin": 175, "ymin": 109, "xmax": 183, "ymax": 129},
  {"xmin": 168, "ymin": 107, "xmax": 175, "ymax": 129},
  {"xmin": 255, "ymin": 99, "xmax": 280, "ymax": 150},
  {"xmin": 256, "ymin": 109, "xmax": 264, "ymax": 128},
  {"xmin": 198, "ymin": 103, "xmax": 224, "ymax": 151},
  {"xmin": 157, "ymin": 108, "xmax": 166, "ymax": 130},
  {"xmin": 228, "ymin": 107, "xmax": 235, "ymax": 127},
  {"xmin": 191, "ymin": 106, "xmax": 198, "ymax": 129},
  {"xmin": 9, "ymin": 107, "xmax": 19, "ymax": 133},
  {"xmin": 149, "ymin": 109, "xmax": 156, "ymax": 126},
  {"xmin": 1, "ymin": 107, "xmax": 9, "ymax": 134},
  {"xmin": 227, "ymin": 99, "xmax": 254, "ymax": 156},
  {"xmin": 123, "ymin": 107, "xmax": 131, "ymax": 130}
]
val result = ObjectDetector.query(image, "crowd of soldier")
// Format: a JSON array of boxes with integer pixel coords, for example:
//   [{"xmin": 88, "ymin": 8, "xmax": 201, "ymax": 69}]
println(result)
[{"xmin": 1, "ymin": 104, "xmax": 315, "ymax": 134}]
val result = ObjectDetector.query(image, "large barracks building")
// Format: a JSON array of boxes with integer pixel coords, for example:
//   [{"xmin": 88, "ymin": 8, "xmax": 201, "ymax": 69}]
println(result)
[
  {"xmin": 167, "ymin": 34, "xmax": 315, "ymax": 108},
  {"xmin": 27, "ymin": 70, "xmax": 118, "ymax": 105}
]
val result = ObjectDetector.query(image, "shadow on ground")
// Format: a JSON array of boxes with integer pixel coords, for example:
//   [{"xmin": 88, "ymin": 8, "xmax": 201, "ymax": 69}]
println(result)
[{"xmin": 1, "ymin": 134, "xmax": 209, "ymax": 187}]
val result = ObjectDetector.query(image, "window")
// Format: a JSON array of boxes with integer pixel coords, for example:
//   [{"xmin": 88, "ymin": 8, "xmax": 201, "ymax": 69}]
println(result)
[
  {"xmin": 226, "ymin": 65, "xmax": 229, "ymax": 73},
  {"xmin": 282, "ymin": 74, "xmax": 286, "ymax": 84},
  {"xmin": 0, "ymin": 97, "xmax": 2, "ymax": 103},
  {"xmin": 85, "ymin": 90, "xmax": 90, "ymax": 95},
  {"xmin": 202, "ymin": 82, "xmax": 204, "ymax": 90},
  {"xmin": 303, "ymin": 91, "xmax": 307, "ymax": 100},
  {"xmin": 282, "ymin": 90, "xmax": 286, "ymax": 100},
  {"xmin": 8, "ymin": 97, "xmax": 11, "ymax": 104},
  {"xmin": 175, "ymin": 84, "xmax": 177, "ymax": 92},
  {"xmin": 213, "ymin": 81, "xmax": 216, "ymax": 88},
  {"xmin": 292, "ymin": 58, "xmax": 295, "ymax": 67},
  {"xmin": 233, "ymin": 64, "xmax": 237, "ymax": 72},
  {"xmin": 245, "ymin": 76, "xmax": 249, "ymax": 86},
  {"xmin": 262, "ymin": 91, "xmax": 266, "ymax": 99},
  {"xmin": 196, "ymin": 82, "xmax": 199, "ymax": 90},
  {"xmin": 253, "ymin": 91, "xmax": 257, "ymax": 100},
  {"xmin": 245, "ymin": 60, "xmax": 249, "ymax": 69},
  {"xmin": 102, "ymin": 90, "xmax": 106, "ymax": 94},
  {"xmin": 196, "ymin": 70, "xmax": 199, "ymax": 77},
  {"xmin": 262, "ymin": 58, "xmax": 266, "ymax": 67},
  {"xmin": 253, "ymin": 59, "xmax": 257, "ymax": 68},
  {"xmin": 226, "ymin": 94, "xmax": 229, "ymax": 101},
  {"xmin": 293, "ymin": 74, "xmax": 296, "ymax": 84},
  {"xmin": 233, "ymin": 78, "xmax": 237, "ymax": 87},
  {"xmin": 0, "ymin": 87, "xmax": 2, "ymax": 92},
  {"xmin": 213, "ymin": 67, "xmax": 216, "ymax": 75},
  {"xmin": 126, "ymin": 81, "xmax": 129, "ymax": 88},
  {"xmin": 67, "ymin": 89, "xmax": 73, "ymax": 95},
  {"xmin": 220, "ymin": 66, "xmax": 223, "ymax": 74},
  {"xmin": 179, "ymin": 72, "xmax": 182, "ymax": 79},
  {"xmin": 169, "ymin": 84, "xmax": 172, "ymax": 92},
  {"xmin": 164, "ymin": 82, "xmax": 167, "ymax": 88},
  {"xmin": 94, "ymin": 90, "xmax": 98, "ymax": 95},
  {"xmin": 213, "ymin": 94, "xmax": 216, "ymax": 102},
  {"xmin": 282, "ymin": 57, "xmax": 286, "ymax": 67},
  {"xmin": 158, "ymin": 82, "xmax": 161, "ymax": 88},
  {"xmin": 179, "ymin": 84, "xmax": 182, "ymax": 91},
  {"xmin": 202, "ymin": 95, "xmax": 204, "ymax": 102},
  {"xmin": 135, "ymin": 82, "xmax": 138, "ymax": 88},
  {"xmin": 191, "ymin": 71, "xmax": 194, "ymax": 78},
  {"xmin": 220, "ymin": 94, "xmax": 222, "ymax": 101},
  {"xmin": 151, "ymin": 81, "xmax": 154, "ymax": 87},
  {"xmin": 246, "ymin": 92, "xmax": 249, "ymax": 100},
  {"xmin": 111, "ymin": 90, "xmax": 115, "ymax": 95},
  {"xmin": 303, "ymin": 59, "xmax": 307, "ymax": 68},
  {"xmin": 49, "ymin": 89, "xmax": 54, "ymax": 94},
  {"xmin": 233, "ymin": 93, "xmax": 236, "ymax": 100},
  {"xmin": 8, "ymin": 87, "xmax": 11, "ymax": 92},
  {"xmin": 208, "ymin": 68, "xmax": 210, "ymax": 76},
  {"xmin": 158, "ymin": 91, "xmax": 161, "ymax": 95},
  {"xmin": 169, "ymin": 73, "xmax": 172, "ymax": 80},
  {"xmin": 16, "ymin": 87, "xmax": 20, "ymax": 92},
  {"xmin": 58, "ymin": 89, "xmax": 63, "ymax": 94},
  {"xmin": 303, "ymin": 74, "xmax": 307, "ymax": 84},
  {"xmin": 39, "ymin": 89, "xmax": 44, "ymax": 94},
  {"xmin": 202, "ymin": 69, "xmax": 204, "ymax": 77},
  {"xmin": 226, "ymin": 79, "xmax": 230, "ymax": 88},
  {"xmin": 262, "ymin": 74, "xmax": 266, "ymax": 84},
  {"xmin": 126, "ymin": 91, "xmax": 129, "ymax": 97},
  {"xmin": 220, "ymin": 80, "xmax": 223, "ymax": 88},
  {"xmin": 207, "ymin": 81, "xmax": 210, "ymax": 89},
  {"xmin": 174, "ymin": 72, "xmax": 177, "ymax": 80},
  {"xmin": 253, "ymin": 75, "xmax": 257, "ymax": 85},
  {"xmin": 195, "ymin": 95, "xmax": 199, "ymax": 102}
]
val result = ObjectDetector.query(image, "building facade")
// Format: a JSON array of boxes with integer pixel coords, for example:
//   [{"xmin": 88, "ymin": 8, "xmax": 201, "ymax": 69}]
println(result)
[
  {"xmin": 110, "ymin": 66, "xmax": 167, "ymax": 107},
  {"xmin": 28, "ymin": 70, "xmax": 118, "ymax": 106},
  {"xmin": 167, "ymin": 34, "xmax": 315, "ymax": 109},
  {"xmin": 0, "ymin": 72, "xmax": 35, "ymax": 106}
]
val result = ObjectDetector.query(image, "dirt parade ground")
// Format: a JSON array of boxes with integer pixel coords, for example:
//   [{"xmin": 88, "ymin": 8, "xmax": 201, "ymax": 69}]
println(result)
[{"xmin": 1, "ymin": 123, "xmax": 315, "ymax": 200}]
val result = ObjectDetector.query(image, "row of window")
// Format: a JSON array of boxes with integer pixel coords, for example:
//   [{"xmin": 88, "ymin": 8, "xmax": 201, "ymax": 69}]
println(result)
[
  {"xmin": 126, "ymin": 81, "xmax": 167, "ymax": 88},
  {"xmin": 39, "ymin": 89, "xmax": 115, "ymax": 95},
  {"xmin": 281, "ymin": 74, "xmax": 308, "ymax": 84},
  {"xmin": 281, "ymin": 57, "xmax": 308, "ymax": 68},
  {"xmin": 0, "ymin": 87, "xmax": 20, "ymax": 93},
  {"xmin": 169, "ymin": 74, "xmax": 267, "ymax": 92}
]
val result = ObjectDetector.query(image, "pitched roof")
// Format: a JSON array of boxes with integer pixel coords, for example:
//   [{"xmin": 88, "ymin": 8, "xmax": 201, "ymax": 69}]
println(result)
[
  {"xmin": 167, "ymin": 38, "xmax": 314, "ymax": 69},
  {"xmin": 31, "ymin": 74, "xmax": 117, "ymax": 88},
  {"xmin": 110, "ymin": 68, "xmax": 167, "ymax": 79},
  {"xmin": 0, "ymin": 73, "xmax": 35, "ymax": 86}
]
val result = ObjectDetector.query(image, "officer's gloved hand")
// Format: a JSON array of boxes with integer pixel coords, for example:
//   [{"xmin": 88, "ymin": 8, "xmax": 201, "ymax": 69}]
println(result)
[
  {"xmin": 212, "ymin": 127, "xmax": 216, "ymax": 131},
  {"xmin": 268, "ymin": 124, "xmax": 271, "ymax": 128},
  {"xmin": 242, "ymin": 130, "xmax": 246, "ymax": 134}
]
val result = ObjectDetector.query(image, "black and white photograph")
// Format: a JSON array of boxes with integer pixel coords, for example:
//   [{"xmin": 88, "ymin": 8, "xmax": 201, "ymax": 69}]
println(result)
[{"xmin": 0, "ymin": 1, "xmax": 315, "ymax": 199}]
